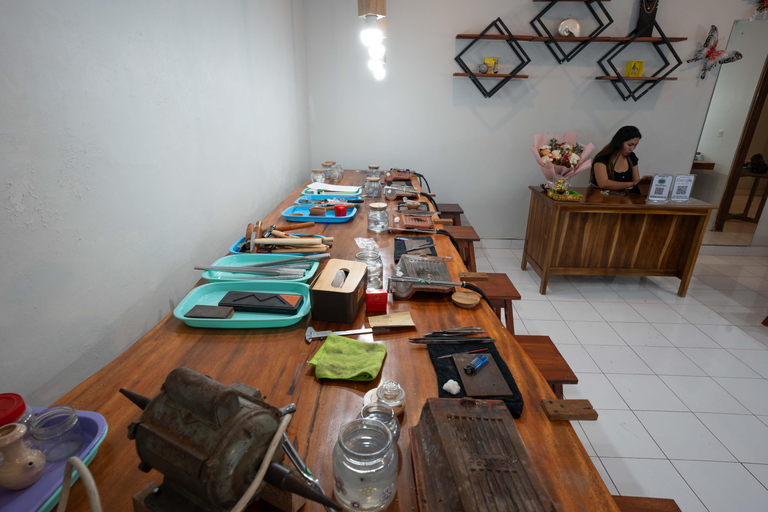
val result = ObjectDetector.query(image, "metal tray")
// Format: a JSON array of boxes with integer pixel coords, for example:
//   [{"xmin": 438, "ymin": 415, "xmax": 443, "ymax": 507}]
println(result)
[
  {"xmin": 281, "ymin": 205, "xmax": 357, "ymax": 223},
  {"xmin": 201, "ymin": 253, "xmax": 319, "ymax": 283},
  {"xmin": 173, "ymin": 281, "xmax": 311, "ymax": 328},
  {"xmin": 0, "ymin": 410, "xmax": 108, "ymax": 512}
]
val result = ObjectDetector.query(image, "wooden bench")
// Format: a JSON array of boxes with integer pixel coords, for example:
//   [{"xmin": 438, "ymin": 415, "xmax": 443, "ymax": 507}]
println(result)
[
  {"xmin": 443, "ymin": 225, "xmax": 480, "ymax": 272},
  {"xmin": 472, "ymin": 273, "xmax": 521, "ymax": 334},
  {"xmin": 515, "ymin": 335, "xmax": 578, "ymax": 399},
  {"xmin": 613, "ymin": 496, "xmax": 682, "ymax": 512},
  {"xmin": 436, "ymin": 203, "xmax": 464, "ymax": 226}
]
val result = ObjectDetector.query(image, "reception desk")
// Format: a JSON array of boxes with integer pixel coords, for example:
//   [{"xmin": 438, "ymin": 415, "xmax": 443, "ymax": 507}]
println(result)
[{"xmin": 522, "ymin": 187, "xmax": 716, "ymax": 296}]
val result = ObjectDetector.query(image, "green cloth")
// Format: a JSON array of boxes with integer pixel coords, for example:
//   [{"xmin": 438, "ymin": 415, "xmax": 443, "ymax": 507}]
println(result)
[{"xmin": 308, "ymin": 334, "xmax": 387, "ymax": 381}]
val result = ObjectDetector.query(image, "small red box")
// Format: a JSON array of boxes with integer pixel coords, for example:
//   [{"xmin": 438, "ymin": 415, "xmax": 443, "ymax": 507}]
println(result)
[
  {"xmin": 365, "ymin": 289, "xmax": 388, "ymax": 312},
  {"xmin": 334, "ymin": 204, "xmax": 347, "ymax": 217}
]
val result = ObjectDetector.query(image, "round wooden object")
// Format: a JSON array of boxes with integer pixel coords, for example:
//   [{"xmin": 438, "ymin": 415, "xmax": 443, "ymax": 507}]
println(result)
[{"xmin": 452, "ymin": 290, "xmax": 481, "ymax": 309}]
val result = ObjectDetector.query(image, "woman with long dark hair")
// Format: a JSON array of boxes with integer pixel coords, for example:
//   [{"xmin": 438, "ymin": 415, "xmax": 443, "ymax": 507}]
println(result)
[{"xmin": 589, "ymin": 126, "xmax": 643, "ymax": 190}]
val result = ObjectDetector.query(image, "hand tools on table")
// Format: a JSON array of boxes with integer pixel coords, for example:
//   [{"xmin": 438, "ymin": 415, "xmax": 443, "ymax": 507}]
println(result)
[
  {"xmin": 194, "ymin": 265, "xmax": 307, "ymax": 276},
  {"xmin": 281, "ymin": 434, "xmax": 334, "ymax": 512},
  {"xmin": 436, "ymin": 348, "xmax": 490, "ymax": 360},
  {"xmin": 388, "ymin": 276, "xmax": 494, "ymax": 309},
  {"xmin": 243, "ymin": 253, "xmax": 330, "ymax": 268},
  {"xmin": 304, "ymin": 326, "xmax": 390, "ymax": 343}
]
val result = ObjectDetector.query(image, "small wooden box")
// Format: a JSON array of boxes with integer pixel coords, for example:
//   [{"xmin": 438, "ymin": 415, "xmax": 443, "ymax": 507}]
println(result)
[{"xmin": 311, "ymin": 259, "xmax": 368, "ymax": 323}]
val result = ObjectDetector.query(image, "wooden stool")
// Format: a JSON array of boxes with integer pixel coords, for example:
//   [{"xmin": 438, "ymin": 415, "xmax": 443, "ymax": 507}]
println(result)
[
  {"xmin": 473, "ymin": 273, "xmax": 521, "ymax": 334},
  {"xmin": 613, "ymin": 496, "xmax": 682, "ymax": 512},
  {"xmin": 436, "ymin": 203, "xmax": 464, "ymax": 226},
  {"xmin": 515, "ymin": 335, "xmax": 577, "ymax": 399},
  {"xmin": 444, "ymin": 225, "xmax": 480, "ymax": 272}
]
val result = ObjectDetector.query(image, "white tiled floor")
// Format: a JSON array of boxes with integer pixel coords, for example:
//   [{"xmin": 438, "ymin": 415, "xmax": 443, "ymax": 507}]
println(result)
[{"xmin": 475, "ymin": 242, "xmax": 768, "ymax": 511}]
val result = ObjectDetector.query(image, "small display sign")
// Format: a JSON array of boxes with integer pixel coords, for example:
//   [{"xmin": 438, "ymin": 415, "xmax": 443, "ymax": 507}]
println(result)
[
  {"xmin": 670, "ymin": 174, "xmax": 696, "ymax": 202},
  {"xmin": 647, "ymin": 174, "xmax": 673, "ymax": 202}
]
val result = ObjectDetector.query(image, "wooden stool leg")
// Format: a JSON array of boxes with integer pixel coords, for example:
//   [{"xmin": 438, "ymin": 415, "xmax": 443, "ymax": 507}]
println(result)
[
  {"xmin": 503, "ymin": 299, "xmax": 514, "ymax": 335},
  {"xmin": 467, "ymin": 242, "xmax": 477, "ymax": 272},
  {"xmin": 552, "ymin": 384, "xmax": 564, "ymax": 399}
]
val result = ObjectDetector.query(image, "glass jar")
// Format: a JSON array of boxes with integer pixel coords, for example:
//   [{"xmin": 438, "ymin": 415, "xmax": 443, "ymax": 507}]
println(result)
[
  {"xmin": 364, "ymin": 177, "xmax": 382, "ymax": 198},
  {"xmin": 376, "ymin": 380, "xmax": 406, "ymax": 416},
  {"xmin": 356, "ymin": 250, "xmax": 383, "ymax": 289},
  {"xmin": 0, "ymin": 394, "xmax": 35, "ymax": 429},
  {"xmin": 321, "ymin": 162, "xmax": 333, "ymax": 180},
  {"xmin": 330, "ymin": 161, "xmax": 344, "ymax": 182},
  {"xmin": 311, "ymin": 169, "xmax": 326, "ymax": 183},
  {"xmin": 333, "ymin": 419, "xmax": 397, "ymax": 512},
  {"xmin": 360, "ymin": 402, "xmax": 400, "ymax": 442},
  {"xmin": 367, "ymin": 203, "xmax": 388, "ymax": 233},
  {"xmin": 367, "ymin": 165, "xmax": 381, "ymax": 179},
  {"xmin": 30, "ymin": 405, "xmax": 84, "ymax": 462}
]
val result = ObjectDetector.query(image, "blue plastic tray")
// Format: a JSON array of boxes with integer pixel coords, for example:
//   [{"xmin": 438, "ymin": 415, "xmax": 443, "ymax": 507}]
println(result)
[
  {"xmin": 201, "ymin": 254, "xmax": 319, "ymax": 283},
  {"xmin": 281, "ymin": 205, "xmax": 357, "ymax": 223},
  {"xmin": 228, "ymin": 235, "xmax": 326, "ymax": 254},
  {"xmin": 301, "ymin": 186, "xmax": 361, "ymax": 196},
  {"xmin": 174, "ymin": 281, "xmax": 311, "ymax": 328},
  {"xmin": 0, "ymin": 410, "xmax": 108, "ymax": 512},
  {"xmin": 294, "ymin": 194, "xmax": 362, "ymax": 205}
]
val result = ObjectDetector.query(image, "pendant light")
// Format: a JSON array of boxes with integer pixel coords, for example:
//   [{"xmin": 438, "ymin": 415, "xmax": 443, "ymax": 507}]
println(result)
[{"xmin": 358, "ymin": 0, "xmax": 386, "ymax": 80}]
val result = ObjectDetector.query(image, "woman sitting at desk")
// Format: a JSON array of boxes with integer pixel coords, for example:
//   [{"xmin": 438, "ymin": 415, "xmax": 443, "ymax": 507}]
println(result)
[{"xmin": 589, "ymin": 126, "xmax": 642, "ymax": 190}]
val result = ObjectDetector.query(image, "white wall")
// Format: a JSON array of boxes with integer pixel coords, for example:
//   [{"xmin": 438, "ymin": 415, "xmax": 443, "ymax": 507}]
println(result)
[
  {"xmin": 303, "ymin": 0, "xmax": 755, "ymax": 239},
  {"xmin": 0, "ymin": 1, "xmax": 310, "ymax": 404},
  {"xmin": 693, "ymin": 19, "xmax": 768, "ymax": 211}
]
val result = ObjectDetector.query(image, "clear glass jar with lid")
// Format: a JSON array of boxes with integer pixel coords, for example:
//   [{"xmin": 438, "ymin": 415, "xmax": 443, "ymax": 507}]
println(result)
[
  {"xmin": 0, "ymin": 393, "xmax": 35, "ymax": 429},
  {"xmin": 321, "ymin": 162, "xmax": 333, "ymax": 180},
  {"xmin": 332, "ymin": 418, "xmax": 397, "ymax": 512},
  {"xmin": 368, "ymin": 203, "xmax": 389, "ymax": 233},
  {"xmin": 360, "ymin": 402, "xmax": 400, "ymax": 442},
  {"xmin": 311, "ymin": 169, "xmax": 326, "ymax": 183},
  {"xmin": 355, "ymin": 250, "xmax": 383, "ymax": 289},
  {"xmin": 367, "ymin": 165, "xmax": 381, "ymax": 179},
  {"xmin": 376, "ymin": 380, "xmax": 406, "ymax": 416},
  {"xmin": 330, "ymin": 161, "xmax": 344, "ymax": 182},
  {"xmin": 364, "ymin": 177, "xmax": 382, "ymax": 198}
]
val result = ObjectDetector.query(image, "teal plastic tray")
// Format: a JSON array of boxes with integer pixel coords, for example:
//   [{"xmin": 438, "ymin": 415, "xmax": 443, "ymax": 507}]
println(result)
[
  {"xmin": 302, "ymin": 186, "xmax": 361, "ymax": 196},
  {"xmin": 174, "ymin": 281, "xmax": 311, "ymax": 329},
  {"xmin": 281, "ymin": 205, "xmax": 357, "ymax": 223},
  {"xmin": 201, "ymin": 254, "xmax": 319, "ymax": 283}
]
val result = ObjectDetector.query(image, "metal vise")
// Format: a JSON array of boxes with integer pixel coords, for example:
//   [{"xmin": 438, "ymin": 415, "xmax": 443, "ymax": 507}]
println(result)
[{"xmin": 121, "ymin": 367, "xmax": 339, "ymax": 512}]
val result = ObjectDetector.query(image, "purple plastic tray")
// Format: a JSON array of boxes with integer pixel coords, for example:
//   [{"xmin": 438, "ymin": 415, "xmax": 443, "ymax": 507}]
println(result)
[{"xmin": 0, "ymin": 409, "xmax": 108, "ymax": 512}]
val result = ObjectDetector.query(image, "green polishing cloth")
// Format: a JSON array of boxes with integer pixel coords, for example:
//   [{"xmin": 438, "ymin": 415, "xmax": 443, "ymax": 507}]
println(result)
[{"xmin": 309, "ymin": 334, "xmax": 387, "ymax": 381}]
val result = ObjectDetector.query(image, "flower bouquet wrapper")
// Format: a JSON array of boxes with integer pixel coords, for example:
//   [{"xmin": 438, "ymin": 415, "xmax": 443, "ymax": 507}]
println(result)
[{"xmin": 531, "ymin": 130, "xmax": 595, "ymax": 183}]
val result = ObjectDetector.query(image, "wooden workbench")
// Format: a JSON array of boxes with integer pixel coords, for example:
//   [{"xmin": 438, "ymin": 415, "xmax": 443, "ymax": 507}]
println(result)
[
  {"xmin": 522, "ymin": 187, "xmax": 716, "ymax": 297},
  {"xmin": 55, "ymin": 175, "xmax": 619, "ymax": 511}
]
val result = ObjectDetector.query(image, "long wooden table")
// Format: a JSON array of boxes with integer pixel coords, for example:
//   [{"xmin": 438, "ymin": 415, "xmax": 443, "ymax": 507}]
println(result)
[
  {"xmin": 522, "ymin": 186, "xmax": 716, "ymax": 296},
  {"xmin": 55, "ymin": 174, "xmax": 619, "ymax": 511}
]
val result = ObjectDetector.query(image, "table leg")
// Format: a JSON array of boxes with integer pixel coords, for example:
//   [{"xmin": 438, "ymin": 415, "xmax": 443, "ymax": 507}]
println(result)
[
  {"xmin": 467, "ymin": 242, "xmax": 477, "ymax": 272},
  {"xmin": 504, "ymin": 299, "xmax": 514, "ymax": 335},
  {"xmin": 552, "ymin": 384, "xmax": 564, "ymax": 400},
  {"xmin": 521, "ymin": 254, "xmax": 528, "ymax": 271}
]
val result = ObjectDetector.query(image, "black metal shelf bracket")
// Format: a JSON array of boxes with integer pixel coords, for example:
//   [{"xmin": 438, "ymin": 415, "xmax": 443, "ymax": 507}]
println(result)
[
  {"xmin": 454, "ymin": 18, "xmax": 531, "ymax": 98},
  {"xmin": 597, "ymin": 20, "xmax": 683, "ymax": 102},
  {"xmin": 530, "ymin": 0, "xmax": 613, "ymax": 64}
]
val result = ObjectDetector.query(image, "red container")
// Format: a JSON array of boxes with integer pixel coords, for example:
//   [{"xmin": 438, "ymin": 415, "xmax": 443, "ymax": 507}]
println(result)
[
  {"xmin": 365, "ymin": 289, "xmax": 388, "ymax": 313},
  {"xmin": 334, "ymin": 204, "xmax": 347, "ymax": 217}
]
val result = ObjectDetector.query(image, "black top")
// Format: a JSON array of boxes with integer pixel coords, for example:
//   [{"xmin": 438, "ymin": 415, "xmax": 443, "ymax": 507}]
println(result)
[{"xmin": 590, "ymin": 152, "xmax": 638, "ymax": 186}]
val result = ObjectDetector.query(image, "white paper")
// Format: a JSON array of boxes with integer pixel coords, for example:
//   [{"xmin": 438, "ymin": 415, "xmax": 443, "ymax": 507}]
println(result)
[
  {"xmin": 670, "ymin": 174, "xmax": 695, "ymax": 202},
  {"xmin": 307, "ymin": 182, "xmax": 361, "ymax": 193},
  {"xmin": 647, "ymin": 174, "xmax": 673, "ymax": 202}
]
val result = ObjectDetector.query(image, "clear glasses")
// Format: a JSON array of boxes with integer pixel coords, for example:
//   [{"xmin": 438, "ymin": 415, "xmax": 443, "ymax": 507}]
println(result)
[{"xmin": 30, "ymin": 405, "xmax": 84, "ymax": 462}]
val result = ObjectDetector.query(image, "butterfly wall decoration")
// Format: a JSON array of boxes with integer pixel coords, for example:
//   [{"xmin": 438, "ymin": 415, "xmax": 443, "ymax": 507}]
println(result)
[
  {"xmin": 687, "ymin": 25, "xmax": 743, "ymax": 79},
  {"xmin": 751, "ymin": 0, "xmax": 768, "ymax": 21}
]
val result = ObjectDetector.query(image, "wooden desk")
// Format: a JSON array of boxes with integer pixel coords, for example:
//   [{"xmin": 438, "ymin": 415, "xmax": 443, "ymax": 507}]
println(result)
[
  {"xmin": 55, "ymin": 176, "xmax": 619, "ymax": 512},
  {"xmin": 522, "ymin": 187, "xmax": 715, "ymax": 297}
]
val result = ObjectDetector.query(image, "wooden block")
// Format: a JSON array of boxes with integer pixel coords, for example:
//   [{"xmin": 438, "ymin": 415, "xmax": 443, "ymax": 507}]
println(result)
[
  {"xmin": 451, "ymin": 290, "xmax": 480, "ymax": 309},
  {"xmin": 459, "ymin": 272, "xmax": 488, "ymax": 281},
  {"xmin": 613, "ymin": 495, "xmax": 682, "ymax": 512},
  {"xmin": 453, "ymin": 353, "xmax": 513, "ymax": 398},
  {"xmin": 132, "ymin": 482, "xmax": 156, "ymax": 512},
  {"xmin": 540, "ymin": 399, "xmax": 598, "ymax": 421}
]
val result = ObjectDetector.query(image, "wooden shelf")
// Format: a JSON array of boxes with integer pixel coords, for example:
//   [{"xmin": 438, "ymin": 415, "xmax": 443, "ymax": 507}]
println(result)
[
  {"xmin": 692, "ymin": 161, "xmax": 715, "ymax": 171},
  {"xmin": 456, "ymin": 34, "xmax": 686, "ymax": 43},
  {"xmin": 453, "ymin": 73, "xmax": 529, "ymax": 79},
  {"xmin": 595, "ymin": 76, "xmax": 677, "ymax": 81}
]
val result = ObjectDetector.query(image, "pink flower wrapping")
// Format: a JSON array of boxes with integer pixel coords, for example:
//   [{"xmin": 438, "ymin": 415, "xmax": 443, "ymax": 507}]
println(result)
[{"xmin": 531, "ymin": 130, "xmax": 595, "ymax": 182}]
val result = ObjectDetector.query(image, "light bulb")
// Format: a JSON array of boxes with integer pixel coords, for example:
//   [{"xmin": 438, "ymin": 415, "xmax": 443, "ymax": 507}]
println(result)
[
  {"xmin": 360, "ymin": 15, "xmax": 383, "ymax": 47},
  {"xmin": 373, "ymin": 67, "xmax": 386, "ymax": 80},
  {"xmin": 368, "ymin": 43, "xmax": 386, "ymax": 60},
  {"xmin": 368, "ymin": 59, "xmax": 384, "ymax": 72}
]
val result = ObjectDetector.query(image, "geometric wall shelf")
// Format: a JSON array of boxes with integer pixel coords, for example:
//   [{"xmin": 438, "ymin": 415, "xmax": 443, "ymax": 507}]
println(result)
[
  {"xmin": 454, "ymin": 17, "xmax": 531, "ymax": 98},
  {"xmin": 530, "ymin": 0, "xmax": 613, "ymax": 64}
]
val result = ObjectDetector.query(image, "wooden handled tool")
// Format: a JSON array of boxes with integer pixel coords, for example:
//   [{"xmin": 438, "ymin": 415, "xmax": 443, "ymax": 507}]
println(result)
[
  {"xmin": 276, "ymin": 222, "xmax": 315, "ymax": 231},
  {"xmin": 251, "ymin": 238, "xmax": 327, "ymax": 246}
]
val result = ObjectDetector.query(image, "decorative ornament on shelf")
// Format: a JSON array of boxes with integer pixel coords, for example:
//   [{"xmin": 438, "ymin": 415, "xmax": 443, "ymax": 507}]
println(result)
[
  {"xmin": 687, "ymin": 25, "xmax": 743, "ymax": 79},
  {"xmin": 558, "ymin": 18, "xmax": 581, "ymax": 38},
  {"xmin": 636, "ymin": 0, "xmax": 659, "ymax": 37},
  {"xmin": 750, "ymin": 0, "xmax": 768, "ymax": 20},
  {"xmin": 531, "ymin": 131, "xmax": 595, "ymax": 192}
]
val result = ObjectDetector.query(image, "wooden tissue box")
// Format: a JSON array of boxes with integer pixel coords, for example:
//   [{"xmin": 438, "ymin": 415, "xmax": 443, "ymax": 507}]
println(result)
[{"xmin": 310, "ymin": 259, "xmax": 368, "ymax": 323}]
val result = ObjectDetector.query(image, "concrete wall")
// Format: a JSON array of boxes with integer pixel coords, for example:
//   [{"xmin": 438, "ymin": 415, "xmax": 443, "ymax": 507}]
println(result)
[
  {"xmin": 0, "ymin": 1, "xmax": 310, "ymax": 404},
  {"xmin": 303, "ymin": 0, "xmax": 760, "ymax": 239}
]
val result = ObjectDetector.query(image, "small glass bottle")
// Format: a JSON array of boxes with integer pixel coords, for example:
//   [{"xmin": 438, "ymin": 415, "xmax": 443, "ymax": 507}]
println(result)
[
  {"xmin": 367, "ymin": 165, "xmax": 381, "ymax": 179},
  {"xmin": 376, "ymin": 380, "xmax": 406, "ymax": 416},
  {"xmin": 364, "ymin": 177, "xmax": 382, "ymax": 198},
  {"xmin": 355, "ymin": 250, "xmax": 383, "ymax": 289},
  {"xmin": 311, "ymin": 169, "xmax": 326, "ymax": 183},
  {"xmin": 330, "ymin": 161, "xmax": 344, "ymax": 182},
  {"xmin": 333, "ymin": 419, "xmax": 397, "ymax": 512},
  {"xmin": 30, "ymin": 405, "xmax": 84, "ymax": 462},
  {"xmin": 360, "ymin": 402, "xmax": 400, "ymax": 442},
  {"xmin": 321, "ymin": 162, "xmax": 333, "ymax": 180},
  {"xmin": 0, "ymin": 394, "xmax": 35, "ymax": 429},
  {"xmin": 367, "ymin": 203, "xmax": 389, "ymax": 233}
]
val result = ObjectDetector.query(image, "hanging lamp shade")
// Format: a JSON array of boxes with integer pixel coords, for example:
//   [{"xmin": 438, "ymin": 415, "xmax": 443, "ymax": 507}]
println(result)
[{"xmin": 358, "ymin": 0, "xmax": 386, "ymax": 18}]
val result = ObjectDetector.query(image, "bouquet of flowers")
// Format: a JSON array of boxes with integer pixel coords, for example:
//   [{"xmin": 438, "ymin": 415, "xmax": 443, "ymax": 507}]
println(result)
[{"xmin": 531, "ymin": 131, "xmax": 594, "ymax": 185}]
